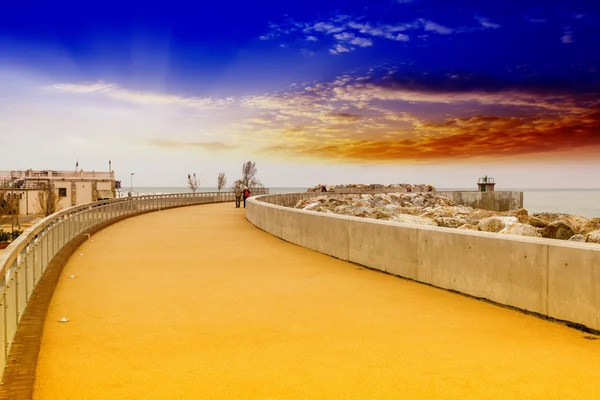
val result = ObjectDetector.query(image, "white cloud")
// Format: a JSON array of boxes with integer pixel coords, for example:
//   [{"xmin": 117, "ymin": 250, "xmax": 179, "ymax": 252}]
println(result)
[
  {"xmin": 561, "ymin": 31, "xmax": 574, "ymax": 44},
  {"xmin": 50, "ymin": 82, "xmax": 115, "ymax": 93},
  {"xmin": 350, "ymin": 37, "xmax": 374, "ymax": 47},
  {"xmin": 332, "ymin": 32, "xmax": 373, "ymax": 48},
  {"xmin": 347, "ymin": 21, "xmax": 413, "ymax": 40},
  {"xmin": 306, "ymin": 36, "xmax": 318, "ymax": 41},
  {"xmin": 309, "ymin": 22, "xmax": 345, "ymax": 34},
  {"xmin": 330, "ymin": 44, "xmax": 352, "ymax": 55},
  {"xmin": 46, "ymin": 82, "xmax": 228, "ymax": 109},
  {"xmin": 333, "ymin": 32, "xmax": 356, "ymax": 41},
  {"xmin": 476, "ymin": 17, "xmax": 500, "ymax": 29},
  {"xmin": 419, "ymin": 19, "xmax": 453, "ymax": 34},
  {"xmin": 395, "ymin": 33, "xmax": 410, "ymax": 42}
]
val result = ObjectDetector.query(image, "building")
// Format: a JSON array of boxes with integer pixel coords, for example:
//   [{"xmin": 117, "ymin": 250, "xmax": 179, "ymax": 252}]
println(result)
[
  {"xmin": 0, "ymin": 169, "xmax": 117, "ymax": 216},
  {"xmin": 477, "ymin": 176, "xmax": 496, "ymax": 192}
]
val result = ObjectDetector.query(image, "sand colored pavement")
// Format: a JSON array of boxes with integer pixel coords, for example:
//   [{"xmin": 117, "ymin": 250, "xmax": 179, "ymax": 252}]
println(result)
[{"xmin": 34, "ymin": 203, "xmax": 600, "ymax": 399}]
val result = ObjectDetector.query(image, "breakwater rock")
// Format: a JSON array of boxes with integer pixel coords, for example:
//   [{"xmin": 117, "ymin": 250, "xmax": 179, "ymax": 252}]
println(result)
[
  {"xmin": 307, "ymin": 183, "xmax": 436, "ymax": 192},
  {"xmin": 294, "ymin": 193, "xmax": 600, "ymax": 243}
]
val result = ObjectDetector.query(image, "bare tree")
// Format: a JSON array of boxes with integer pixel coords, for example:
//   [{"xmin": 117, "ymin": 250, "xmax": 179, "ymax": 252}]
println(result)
[
  {"xmin": 0, "ymin": 189, "xmax": 7, "ymax": 216},
  {"xmin": 36, "ymin": 184, "xmax": 61, "ymax": 216},
  {"xmin": 0, "ymin": 190, "xmax": 10, "ymax": 225},
  {"xmin": 188, "ymin": 173, "xmax": 199, "ymax": 193},
  {"xmin": 0, "ymin": 189, "xmax": 20, "ymax": 232},
  {"xmin": 249, "ymin": 178, "xmax": 264, "ymax": 188},
  {"xmin": 230, "ymin": 178, "xmax": 244, "ymax": 191},
  {"xmin": 217, "ymin": 172, "xmax": 227, "ymax": 192},
  {"xmin": 242, "ymin": 161, "xmax": 259, "ymax": 188}
]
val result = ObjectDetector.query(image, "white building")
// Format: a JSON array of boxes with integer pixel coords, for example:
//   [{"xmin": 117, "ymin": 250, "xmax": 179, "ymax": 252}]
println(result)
[{"xmin": 0, "ymin": 169, "xmax": 117, "ymax": 216}]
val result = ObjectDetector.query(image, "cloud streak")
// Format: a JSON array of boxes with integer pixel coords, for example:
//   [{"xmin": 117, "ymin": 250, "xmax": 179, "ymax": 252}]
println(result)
[
  {"xmin": 419, "ymin": 19, "xmax": 453, "ymax": 34},
  {"xmin": 561, "ymin": 31, "xmax": 574, "ymax": 43},
  {"xmin": 148, "ymin": 140, "xmax": 238, "ymax": 151},
  {"xmin": 47, "ymin": 82, "xmax": 232, "ymax": 109},
  {"xmin": 475, "ymin": 17, "xmax": 501, "ymax": 29}
]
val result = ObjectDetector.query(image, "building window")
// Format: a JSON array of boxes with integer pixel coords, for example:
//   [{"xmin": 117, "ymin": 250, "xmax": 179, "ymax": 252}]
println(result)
[{"xmin": 58, "ymin": 188, "xmax": 67, "ymax": 197}]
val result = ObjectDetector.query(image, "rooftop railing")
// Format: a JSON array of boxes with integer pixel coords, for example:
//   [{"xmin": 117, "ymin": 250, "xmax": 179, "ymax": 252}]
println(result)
[
  {"xmin": 0, "ymin": 170, "xmax": 114, "ymax": 181},
  {"xmin": 0, "ymin": 188, "xmax": 268, "ymax": 380},
  {"xmin": 477, "ymin": 177, "xmax": 495, "ymax": 184}
]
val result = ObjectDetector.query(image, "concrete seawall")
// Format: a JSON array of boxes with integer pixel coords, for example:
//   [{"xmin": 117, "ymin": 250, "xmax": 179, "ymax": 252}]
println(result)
[
  {"xmin": 247, "ymin": 194, "xmax": 600, "ymax": 332},
  {"xmin": 435, "ymin": 191, "xmax": 523, "ymax": 212}
]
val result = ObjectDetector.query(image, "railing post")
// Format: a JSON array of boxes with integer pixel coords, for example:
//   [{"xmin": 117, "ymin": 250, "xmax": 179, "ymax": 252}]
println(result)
[
  {"xmin": 3, "ymin": 291, "xmax": 7, "ymax": 371},
  {"xmin": 53, "ymin": 223, "xmax": 58, "ymax": 257},
  {"xmin": 32, "ymin": 241, "xmax": 37, "ymax": 288},
  {"xmin": 43, "ymin": 230, "xmax": 49, "ymax": 272},
  {"xmin": 46, "ymin": 227, "xmax": 51, "ymax": 264},
  {"xmin": 13, "ymin": 270, "xmax": 18, "ymax": 335}
]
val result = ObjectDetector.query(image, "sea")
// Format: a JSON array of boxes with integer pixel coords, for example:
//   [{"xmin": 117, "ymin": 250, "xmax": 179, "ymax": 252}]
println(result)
[{"xmin": 125, "ymin": 187, "xmax": 600, "ymax": 219}]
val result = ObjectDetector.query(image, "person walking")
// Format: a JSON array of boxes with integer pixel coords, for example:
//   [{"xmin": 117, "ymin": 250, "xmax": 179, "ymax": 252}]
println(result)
[
  {"xmin": 234, "ymin": 184, "xmax": 242, "ymax": 208},
  {"xmin": 243, "ymin": 186, "xmax": 251, "ymax": 208}
]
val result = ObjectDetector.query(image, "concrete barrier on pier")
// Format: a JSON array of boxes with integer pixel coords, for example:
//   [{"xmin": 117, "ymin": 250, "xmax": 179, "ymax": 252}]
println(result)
[
  {"xmin": 435, "ymin": 191, "xmax": 523, "ymax": 212},
  {"xmin": 247, "ymin": 193, "xmax": 600, "ymax": 332}
]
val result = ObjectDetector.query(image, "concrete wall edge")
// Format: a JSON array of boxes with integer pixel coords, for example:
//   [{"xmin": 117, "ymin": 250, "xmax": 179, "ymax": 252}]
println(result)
[{"xmin": 246, "ymin": 194, "xmax": 600, "ymax": 332}]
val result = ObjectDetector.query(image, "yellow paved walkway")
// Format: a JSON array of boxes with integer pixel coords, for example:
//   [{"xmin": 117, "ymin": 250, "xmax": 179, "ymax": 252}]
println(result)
[{"xmin": 34, "ymin": 203, "xmax": 600, "ymax": 399}]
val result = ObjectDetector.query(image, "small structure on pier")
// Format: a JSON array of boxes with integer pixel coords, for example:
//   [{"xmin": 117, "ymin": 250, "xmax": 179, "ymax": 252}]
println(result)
[{"xmin": 477, "ymin": 176, "xmax": 496, "ymax": 192}]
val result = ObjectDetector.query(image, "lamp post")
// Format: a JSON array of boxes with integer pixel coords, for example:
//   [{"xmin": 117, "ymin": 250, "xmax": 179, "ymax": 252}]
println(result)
[{"xmin": 130, "ymin": 173, "xmax": 135, "ymax": 196}]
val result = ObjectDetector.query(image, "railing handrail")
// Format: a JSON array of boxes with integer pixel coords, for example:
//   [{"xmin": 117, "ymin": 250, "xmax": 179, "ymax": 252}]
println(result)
[
  {"xmin": 0, "ymin": 190, "xmax": 265, "ymax": 281},
  {"xmin": 0, "ymin": 188, "xmax": 269, "ymax": 381}
]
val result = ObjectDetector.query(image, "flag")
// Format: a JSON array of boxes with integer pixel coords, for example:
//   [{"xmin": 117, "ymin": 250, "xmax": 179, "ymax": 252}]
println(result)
[{"xmin": 76, "ymin": 160, "xmax": 79, "ymax": 169}]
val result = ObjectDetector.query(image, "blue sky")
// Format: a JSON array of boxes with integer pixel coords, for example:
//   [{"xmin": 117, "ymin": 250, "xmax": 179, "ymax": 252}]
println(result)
[{"xmin": 1, "ymin": 0, "xmax": 599, "ymax": 188}]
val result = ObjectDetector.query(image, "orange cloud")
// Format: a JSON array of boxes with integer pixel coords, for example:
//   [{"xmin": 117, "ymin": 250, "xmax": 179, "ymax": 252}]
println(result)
[
  {"xmin": 259, "ymin": 110, "xmax": 600, "ymax": 162},
  {"xmin": 54, "ymin": 68, "xmax": 600, "ymax": 165}
]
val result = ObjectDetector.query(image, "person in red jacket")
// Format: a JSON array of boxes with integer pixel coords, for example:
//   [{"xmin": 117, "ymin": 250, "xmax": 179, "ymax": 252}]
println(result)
[{"xmin": 242, "ymin": 186, "xmax": 251, "ymax": 208}]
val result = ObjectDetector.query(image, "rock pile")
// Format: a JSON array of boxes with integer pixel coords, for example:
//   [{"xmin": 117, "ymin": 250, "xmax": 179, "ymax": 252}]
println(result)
[
  {"xmin": 294, "ymin": 193, "xmax": 600, "ymax": 243},
  {"xmin": 307, "ymin": 183, "xmax": 436, "ymax": 192}
]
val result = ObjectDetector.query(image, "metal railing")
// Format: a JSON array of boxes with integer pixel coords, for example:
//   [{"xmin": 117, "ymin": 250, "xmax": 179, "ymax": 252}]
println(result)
[
  {"xmin": 0, "ymin": 188, "xmax": 268, "ymax": 379},
  {"xmin": 478, "ymin": 177, "xmax": 495, "ymax": 184}
]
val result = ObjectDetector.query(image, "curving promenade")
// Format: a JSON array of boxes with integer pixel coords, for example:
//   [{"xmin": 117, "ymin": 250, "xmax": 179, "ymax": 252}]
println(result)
[{"xmin": 31, "ymin": 202, "xmax": 600, "ymax": 399}]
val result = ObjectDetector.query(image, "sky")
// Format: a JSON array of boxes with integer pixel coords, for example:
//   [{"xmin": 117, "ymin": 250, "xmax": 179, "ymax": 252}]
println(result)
[{"xmin": 1, "ymin": 0, "xmax": 599, "ymax": 189}]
